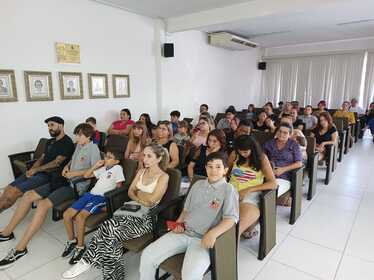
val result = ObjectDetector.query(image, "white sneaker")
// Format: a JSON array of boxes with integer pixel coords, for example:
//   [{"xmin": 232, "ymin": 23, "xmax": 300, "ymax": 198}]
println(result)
[{"xmin": 61, "ymin": 259, "xmax": 91, "ymax": 279}]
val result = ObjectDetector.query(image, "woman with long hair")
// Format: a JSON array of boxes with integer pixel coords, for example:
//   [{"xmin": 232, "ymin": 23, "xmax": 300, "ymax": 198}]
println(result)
[
  {"xmin": 229, "ymin": 135, "xmax": 277, "ymax": 238},
  {"xmin": 62, "ymin": 143, "xmax": 170, "ymax": 280},
  {"xmin": 155, "ymin": 121, "xmax": 180, "ymax": 168},
  {"xmin": 125, "ymin": 121, "xmax": 150, "ymax": 162}
]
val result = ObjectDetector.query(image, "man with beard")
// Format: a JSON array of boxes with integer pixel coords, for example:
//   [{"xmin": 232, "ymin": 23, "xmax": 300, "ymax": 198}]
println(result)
[{"xmin": 0, "ymin": 116, "xmax": 74, "ymax": 214}]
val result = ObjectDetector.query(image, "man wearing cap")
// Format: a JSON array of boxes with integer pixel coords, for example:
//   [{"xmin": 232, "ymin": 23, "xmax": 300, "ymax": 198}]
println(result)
[{"xmin": 0, "ymin": 116, "xmax": 74, "ymax": 213}]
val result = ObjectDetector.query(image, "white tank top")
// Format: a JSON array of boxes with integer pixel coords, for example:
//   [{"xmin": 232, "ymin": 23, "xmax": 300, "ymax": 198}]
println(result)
[{"xmin": 136, "ymin": 170, "xmax": 161, "ymax": 194}]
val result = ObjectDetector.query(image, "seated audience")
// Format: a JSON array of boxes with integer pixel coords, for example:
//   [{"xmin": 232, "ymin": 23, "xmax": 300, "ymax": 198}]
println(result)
[
  {"xmin": 139, "ymin": 113, "xmax": 157, "ymax": 139},
  {"xmin": 253, "ymin": 111, "xmax": 275, "ymax": 132},
  {"xmin": 299, "ymin": 105, "xmax": 318, "ymax": 130},
  {"xmin": 125, "ymin": 121, "xmax": 150, "ymax": 162},
  {"xmin": 277, "ymin": 101, "xmax": 284, "ymax": 111},
  {"xmin": 188, "ymin": 129, "xmax": 226, "ymax": 179},
  {"xmin": 290, "ymin": 108, "xmax": 305, "ymax": 130},
  {"xmin": 311, "ymin": 112, "xmax": 338, "ymax": 161},
  {"xmin": 367, "ymin": 102, "xmax": 374, "ymax": 142},
  {"xmin": 0, "ymin": 116, "xmax": 74, "ymax": 214},
  {"xmin": 280, "ymin": 114, "xmax": 307, "ymax": 161},
  {"xmin": 139, "ymin": 152, "xmax": 239, "ymax": 280},
  {"xmin": 291, "ymin": 100, "xmax": 300, "ymax": 112},
  {"xmin": 278, "ymin": 102, "xmax": 293, "ymax": 119},
  {"xmin": 192, "ymin": 103, "xmax": 210, "ymax": 126},
  {"xmin": 246, "ymin": 104, "xmax": 256, "ymax": 120},
  {"xmin": 174, "ymin": 120, "xmax": 191, "ymax": 146},
  {"xmin": 62, "ymin": 144, "xmax": 169, "ymax": 280},
  {"xmin": 108, "ymin": 108, "xmax": 135, "ymax": 136},
  {"xmin": 217, "ymin": 107, "xmax": 240, "ymax": 130},
  {"xmin": 349, "ymin": 98, "xmax": 365, "ymax": 115},
  {"xmin": 313, "ymin": 100, "xmax": 328, "ymax": 117},
  {"xmin": 263, "ymin": 123, "xmax": 303, "ymax": 206},
  {"xmin": 0, "ymin": 123, "xmax": 100, "ymax": 268},
  {"xmin": 190, "ymin": 116, "xmax": 212, "ymax": 148},
  {"xmin": 227, "ymin": 120, "xmax": 253, "ymax": 167},
  {"xmin": 62, "ymin": 149, "xmax": 124, "ymax": 265},
  {"xmin": 333, "ymin": 101, "xmax": 356, "ymax": 124},
  {"xmin": 155, "ymin": 121, "xmax": 179, "ymax": 168},
  {"xmin": 263, "ymin": 103, "xmax": 278, "ymax": 121},
  {"xmin": 85, "ymin": 117, "xmax": 100, "ymax": 145},
  {"xmin": 229, "ymin": 135, "xmax": 277, "ymax": 238},
  {"xmin": 170, "ymin": 110, "xmax": 181, "ymax": 135}
]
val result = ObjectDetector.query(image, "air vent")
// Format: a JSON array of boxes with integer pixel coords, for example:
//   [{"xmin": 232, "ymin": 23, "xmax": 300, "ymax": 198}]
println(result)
[{"xmin": 208, "ymin": 32, "xmax": 257, "ymax": 50}]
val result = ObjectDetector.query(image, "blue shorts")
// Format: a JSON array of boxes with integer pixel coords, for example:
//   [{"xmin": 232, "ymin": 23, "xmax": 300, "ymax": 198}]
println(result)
[
  {"xmin": 10, "ymin": 173, "xmax": 50, "ymax": 193},
  {"xmin": 71, "ymin": 193, "xmax": 106, "ymax": 214}
]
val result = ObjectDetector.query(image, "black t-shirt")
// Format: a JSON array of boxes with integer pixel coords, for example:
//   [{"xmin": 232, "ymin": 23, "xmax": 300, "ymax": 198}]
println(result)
[
  {"xmin": 42, "ymin": 135, "xmax": 75, "ymax": 172},
  {"xmin": 313, "ymin": 126, "xmax": 337, "ymax": 145},
  {"xmin": 253, "ymin": 122, "xmax": 269, "ymax": 131}
]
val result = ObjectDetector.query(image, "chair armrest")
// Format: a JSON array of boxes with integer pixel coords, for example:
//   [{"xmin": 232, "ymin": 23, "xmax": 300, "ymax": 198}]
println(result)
[
  {"xmin": 148, "ymin": 196, "xmax": 186, "ymax": 218},
  {"xmin": 25, "ymin": 159, "xmax": 37, "ymax": 170},
  {"xmin": 8, "ymin": 151, "xmax": 34, "ymax": 160},
  {"xmin": 104, "ymin": 186, "xmax": 130, "ymax": 215},
  {"xmin": 69, "ymin": 177, "xmax": 93, "ymax": 198}
]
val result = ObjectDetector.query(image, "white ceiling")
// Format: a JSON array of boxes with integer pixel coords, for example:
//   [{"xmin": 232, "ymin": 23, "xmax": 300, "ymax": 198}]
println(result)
[
  {"xmin": 200, "ymin": 0, "xmax": 374, "ymax": 47},
  {"xmin": 93, "ymin": 0, "xmax": 252, "ymax": 18},
  {"xmin": 94, "ymin": 0, "xmax": 374, "ymax": 47}
]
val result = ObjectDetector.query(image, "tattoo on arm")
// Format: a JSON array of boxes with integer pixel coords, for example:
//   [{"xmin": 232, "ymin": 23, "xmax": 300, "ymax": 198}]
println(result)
[{"xmin": 35, "ymin": 155, "xmax": 67, "ymax": 172}]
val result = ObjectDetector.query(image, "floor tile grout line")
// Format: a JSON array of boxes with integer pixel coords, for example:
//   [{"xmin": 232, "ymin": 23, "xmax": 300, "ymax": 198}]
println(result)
[
  {"xmin": 287, "ymin": 234, "xmax": 344, "ymax": 253},
  {"xmin": 10, "ymin": 256, "xmax": 61, "ymax": 280},
  {"xmin": 332, "ymin": 184, "xmax": 366, "ymax": 280},
  {"xmin": 270, "ymin": 259, "xmax": 324, "ymax": 280}
]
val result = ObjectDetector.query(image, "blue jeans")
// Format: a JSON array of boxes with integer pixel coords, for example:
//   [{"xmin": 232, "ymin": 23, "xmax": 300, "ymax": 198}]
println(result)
[
  {"xmin": 10, "ymin": 173, "xmax": 50, "ymax": 193},
  {"xmin": 139, "ymin": 232, "xmax": 210, "ymax": 280}
]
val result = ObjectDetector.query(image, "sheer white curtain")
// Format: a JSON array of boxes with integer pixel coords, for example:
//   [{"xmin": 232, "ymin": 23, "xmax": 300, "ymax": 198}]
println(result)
[
  {"xmin": 363, "ymin": 52, "xmax": 374, "ymax": 108},
  {"xmin": 263, "ymin": 52, "xmax": 366, "ymax": 108}
]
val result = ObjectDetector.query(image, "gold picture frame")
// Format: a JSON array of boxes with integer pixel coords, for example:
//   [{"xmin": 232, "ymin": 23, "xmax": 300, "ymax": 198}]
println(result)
[
  {"xmin": 88, "ymin": 73, "xmax": 108, "ymax": 99},
  {"xmin": 59, "ymin": 72, "xmax": 83, "ymax": 100},
  {"xmin": 112, "ymin": 74, "xmax": 130, "ymax": 98},
  {"xmin": 0, "ymin": 69, "xmax": 17, "ymax": 102},
  {"xmin": 24, "ymin": 71, "xmax": 53, "ymax": 101}
]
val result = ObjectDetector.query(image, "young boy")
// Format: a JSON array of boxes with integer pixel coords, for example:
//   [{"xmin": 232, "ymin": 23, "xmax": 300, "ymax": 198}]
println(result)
[
  {"xmin": 170, "ymin": 110, "xmax": 181, "ymax": 135},
  {"xmin": 61, "ymin": 150, "xmax": 125, "ymax": 265},
  {"xmin": 139, "ymin": 152, "xmax": 239, "ymax": 280}
]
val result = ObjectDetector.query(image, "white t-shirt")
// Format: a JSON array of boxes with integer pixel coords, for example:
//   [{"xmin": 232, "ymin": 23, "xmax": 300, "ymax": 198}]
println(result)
[
  {"xmin": 349, "ymin": 106, "xmax": 365, "ymax": 115},
  {"xmin": 91, "ymin": 165, "xmax": 125, "ymax": 196}
]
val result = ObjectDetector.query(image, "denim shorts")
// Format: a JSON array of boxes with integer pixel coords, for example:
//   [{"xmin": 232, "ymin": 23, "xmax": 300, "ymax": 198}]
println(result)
[{"xmin": 10, "ymin": 173, "xmax": 50, "ymax": 193}]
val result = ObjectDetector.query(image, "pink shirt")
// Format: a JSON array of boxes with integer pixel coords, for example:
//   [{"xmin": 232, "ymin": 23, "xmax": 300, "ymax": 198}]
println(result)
[{"xmin": 112, "ymin": 119, "xmax": 135, "ymax": 131}]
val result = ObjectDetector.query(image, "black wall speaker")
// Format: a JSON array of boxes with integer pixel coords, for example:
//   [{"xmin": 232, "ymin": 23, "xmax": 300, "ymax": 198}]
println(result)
[
  {"xmin": 163, "ymin": 43, "xmax": 174, "ymax": 57},
  {"xmin": 258, "ymin": 62, "xmax": 267, "ymax": 70}
]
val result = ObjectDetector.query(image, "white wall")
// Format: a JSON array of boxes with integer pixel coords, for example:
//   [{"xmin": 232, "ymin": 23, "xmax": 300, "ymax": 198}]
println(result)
[
  {"xmin": 0, "ymin": 0, "xmax": 263, "ymax": 187},
  {"xmin": 160, "ymin": 30, "xmax": 263, "ymax": 119},
  {"xmin": 0, "ymin": 0, "xmax": 158, "ymax": 186},
  {"xmin": 264, "ymin": 36, "xmax": 374, "ymax": 58}
]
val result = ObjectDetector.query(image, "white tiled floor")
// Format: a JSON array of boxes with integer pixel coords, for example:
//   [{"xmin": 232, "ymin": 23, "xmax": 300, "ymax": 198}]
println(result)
[{"xmin": 0, "ymin": 137, "xmax": 373, "ymax": 280}]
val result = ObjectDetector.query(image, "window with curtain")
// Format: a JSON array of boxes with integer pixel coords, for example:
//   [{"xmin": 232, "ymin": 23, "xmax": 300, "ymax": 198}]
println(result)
[
  {"xmin": 262, "ymin": 52, "xmax": 366, "ymax": 108},
  {"xmin": 364, "ymin": 52, "xmax": 374, "ymax": 108}
]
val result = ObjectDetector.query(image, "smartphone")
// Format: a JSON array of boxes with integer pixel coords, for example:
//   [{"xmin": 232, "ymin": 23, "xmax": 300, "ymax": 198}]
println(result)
[{"xmin": 121, "ymin": 204, "xmax": 141, "ymax": 212}]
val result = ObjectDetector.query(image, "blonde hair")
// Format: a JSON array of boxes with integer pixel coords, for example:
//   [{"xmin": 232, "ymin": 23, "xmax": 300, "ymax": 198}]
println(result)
[
  {"xmin": 145, "ymin": 143, "xmax": 170, "ymax": 171},
  {"xmin": 157, "ymin": 121, "xmax": 174, "ymax": 140}
]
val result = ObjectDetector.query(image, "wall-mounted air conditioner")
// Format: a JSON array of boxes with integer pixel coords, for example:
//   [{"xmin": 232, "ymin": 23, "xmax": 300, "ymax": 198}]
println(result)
[{"xmin": 208, "ymin": 32, "xmax": 257, "ymax": 50}]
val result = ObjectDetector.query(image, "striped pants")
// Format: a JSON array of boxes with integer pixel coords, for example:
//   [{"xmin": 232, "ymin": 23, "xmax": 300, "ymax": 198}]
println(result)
[{"xmin": 82, "ymin": 215, "xmax": 152, "ymax": 280}]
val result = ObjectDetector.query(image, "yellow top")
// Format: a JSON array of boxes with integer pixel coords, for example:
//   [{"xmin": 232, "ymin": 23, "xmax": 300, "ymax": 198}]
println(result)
[
  {"xmin": 229, "ymin": 162, "xmax": 264, "ymax": 192},
  {"xmin": 333, "ymin": 110, "xmax": 356, "ymax": 124}
]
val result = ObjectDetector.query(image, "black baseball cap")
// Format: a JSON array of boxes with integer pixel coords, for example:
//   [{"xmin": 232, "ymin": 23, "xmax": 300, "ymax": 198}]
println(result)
[{"xmin": 44, "ymin": 116, "xmax": 64, "ymax": 125}]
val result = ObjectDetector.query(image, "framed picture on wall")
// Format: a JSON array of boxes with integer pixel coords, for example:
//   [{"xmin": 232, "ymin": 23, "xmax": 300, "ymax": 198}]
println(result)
[
  {"xmin": 0, "ymin": 69, "xmax": 17, "ymax": 102},
  {"xmin": 88, "ymin": 73, "xmax": 108, "ymax": 99},
  {"xmin": 24, "ymin": 71, "xmax": 53, "ymax": 101},
  {"xmin": 112, "ymin": 74, "xmax": 130, "ymax": 98},
  {"xmin": 59, "ymin": 72, "xmax": 83, "ymax": 99}
]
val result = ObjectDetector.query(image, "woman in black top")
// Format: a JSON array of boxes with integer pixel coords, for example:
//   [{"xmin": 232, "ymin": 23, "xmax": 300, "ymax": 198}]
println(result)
[
  {"xmin": 155, "ymin": 121, "xmax": 179, "ymax": 168},
  {"xmin": 311, "ymin": 112, "xmax": 338, "ymax": 161},
  {"xmin": 187, "ymin": 129, "xmax": 226, "ymax": 179},
  {"xmin": 253, "ymin": 111, "xmax": 270, "ymax": 131}
]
